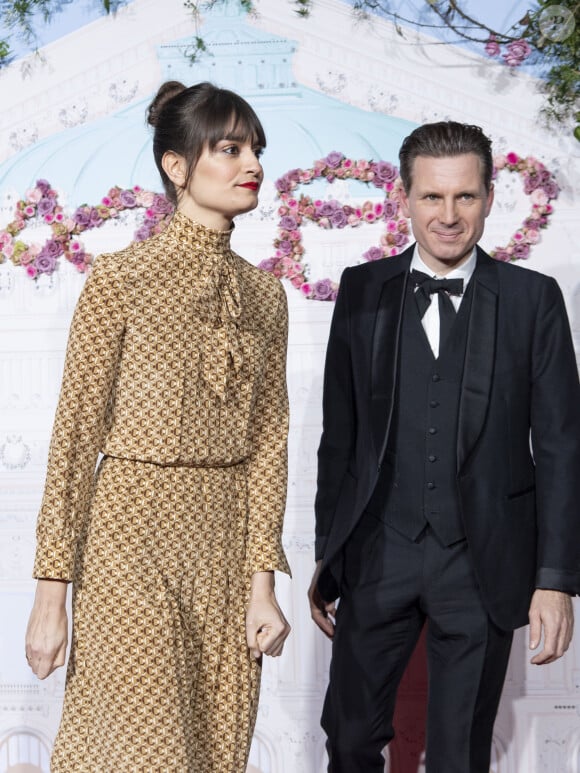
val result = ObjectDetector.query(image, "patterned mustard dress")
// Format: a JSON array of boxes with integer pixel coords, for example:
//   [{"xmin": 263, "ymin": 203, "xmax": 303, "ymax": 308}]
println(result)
[{"xmin": 33, "ymin": 211, "xmax": 290, "ymax": 772}]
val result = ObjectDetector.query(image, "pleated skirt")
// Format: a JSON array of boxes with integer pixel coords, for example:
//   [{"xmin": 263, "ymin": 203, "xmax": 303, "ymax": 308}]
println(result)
[{"xmin": 51, "ymin": 456, "xmax": 260, "ymax": 773}]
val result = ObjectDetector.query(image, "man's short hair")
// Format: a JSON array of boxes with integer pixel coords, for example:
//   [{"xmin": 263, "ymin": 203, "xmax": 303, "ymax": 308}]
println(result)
[{"xmin": 399, "ymin": 121, "xmax": 493, "ymax": 193}]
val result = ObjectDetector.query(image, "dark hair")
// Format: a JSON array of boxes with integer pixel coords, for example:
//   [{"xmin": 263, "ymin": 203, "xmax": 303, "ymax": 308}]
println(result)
[
  {"xmin": 147, "ymin": 81, "xmax": 266, "ymax": 205},
  {"xmin": 399, "ymin": 121, "xmax": 493, "ymax": 193}
]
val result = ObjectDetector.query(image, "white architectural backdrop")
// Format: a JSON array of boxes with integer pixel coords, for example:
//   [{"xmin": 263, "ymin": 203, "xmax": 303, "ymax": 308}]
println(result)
[{"xmin": 1, "ymin": 1, "xmax": 579, "ymax": 771}]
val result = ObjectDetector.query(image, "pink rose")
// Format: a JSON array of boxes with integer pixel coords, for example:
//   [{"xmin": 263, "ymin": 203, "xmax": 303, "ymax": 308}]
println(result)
[
  {"xmin": 525, "ymin": 229, "xmax": 540, "ymax": 244},
  {"xmin": 506, "ymin": 152, "xmax": 519, "ymax": 165},
  {"xmin": 485, "ymin": 36, "xmax": 501, "ymax": 57},
  {"xmin": 26, "ymin": 188, "xmax": 42, "ymax": 203},
  {"xmin": 530, "ymin": 189, "xmax": 548, "ymax": 206}
]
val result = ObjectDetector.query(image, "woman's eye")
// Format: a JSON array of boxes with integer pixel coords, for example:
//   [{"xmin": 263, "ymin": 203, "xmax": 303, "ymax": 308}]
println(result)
[{"xmin": 223, "ymin": 144, "xmax": 239, "ymax": 155}]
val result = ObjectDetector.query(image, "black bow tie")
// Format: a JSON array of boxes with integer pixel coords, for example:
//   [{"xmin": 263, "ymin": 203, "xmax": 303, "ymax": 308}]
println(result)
[
  {"xmin": 411, "ymin": 270, "xmax": 464, "ymax": 301},
  {"xmin": 411, "ymin": 269, "xmax": 464, "ymax": 350}
]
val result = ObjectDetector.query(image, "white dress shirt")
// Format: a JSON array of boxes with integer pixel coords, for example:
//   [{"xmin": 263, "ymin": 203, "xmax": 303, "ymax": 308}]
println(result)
[{"xmin": 409, "ymin": 247, "xmax": 477, "ymax": 358}]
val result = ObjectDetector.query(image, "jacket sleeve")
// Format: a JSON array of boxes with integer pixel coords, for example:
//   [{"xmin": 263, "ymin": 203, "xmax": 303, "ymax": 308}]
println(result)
[
  {"xmin": 314, "ymin": 268, "xmax": 356, "ymax": 561},
  {"xmin": 244, "ymin": 281, "xmax": 291, "ymax": 577},
  {"xmin": 531, "ymin": 276, "xmax": 580, "ymax": 594},
  {"xmin": 33, "ymin": 257, "xmax": 125, "ymax": 580}
]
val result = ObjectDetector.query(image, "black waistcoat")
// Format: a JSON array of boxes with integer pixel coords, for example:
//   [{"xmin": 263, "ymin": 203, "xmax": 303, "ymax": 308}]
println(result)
[{"xmin": 366, "ymin": 278, "xmax": 474, "ymax": 545}]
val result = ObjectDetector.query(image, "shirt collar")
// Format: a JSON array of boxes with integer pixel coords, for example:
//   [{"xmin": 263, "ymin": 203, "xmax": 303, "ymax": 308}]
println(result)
[{"xmin": 410, "ymin": 245, "xmax": 477, "ymax": 286}]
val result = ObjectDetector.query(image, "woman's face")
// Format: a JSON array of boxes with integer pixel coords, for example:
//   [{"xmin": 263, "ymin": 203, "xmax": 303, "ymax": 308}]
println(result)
[{"xmin": 175, "ymin": 135, "xmax": 264, "ymax": 230}]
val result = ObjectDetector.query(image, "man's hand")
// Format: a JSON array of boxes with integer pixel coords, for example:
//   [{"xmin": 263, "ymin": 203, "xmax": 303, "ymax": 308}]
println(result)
[
  {"xmin": 245, "ymin": 571, "xmax": 291, "ymax": 660},
  {"xmin": 528, "ymin": 589, "xmax": 574, "ymax": 665},
  {"xmin": 308, "ymin": 560, "xmax": 337, "ymax": 639},
  {"xmin": 25, "ymin": 579, "xmax": 69, "ymax": 679}
]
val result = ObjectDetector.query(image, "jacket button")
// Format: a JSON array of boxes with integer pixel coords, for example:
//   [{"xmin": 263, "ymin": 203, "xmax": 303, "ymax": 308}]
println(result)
[
  {"xmin": 430, "ymin": 400, "xmax": 439, "ymax": 408},
  {"xmin": 427, "ymin": 481, "xmax": 436, "ymax": 490},
  {"xmin": 428, "ymin": 427, "xmax": 437, "ymax": 435},
  {"xmin": 432, "ymin": 374, "xmax": 440, "ymax": 382},
  {"xmin": 428, "ymin": 455, "xmax": 437, "ymax": 462}
]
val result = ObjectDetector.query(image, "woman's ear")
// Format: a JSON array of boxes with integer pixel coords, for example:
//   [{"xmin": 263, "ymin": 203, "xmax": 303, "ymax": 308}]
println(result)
[{"xmin": 161, "ymin": 151, "xmax": 187, "ymax": 188}]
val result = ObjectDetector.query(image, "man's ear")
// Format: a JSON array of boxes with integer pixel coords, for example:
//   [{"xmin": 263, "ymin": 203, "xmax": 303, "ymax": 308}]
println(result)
[
  {"xmin": 485, "ymin": 183, "xmax": 495, "ymax": 218},
  {"xmin": 161, "ymin": 151, "xmax": 187, "ymax": 188}
]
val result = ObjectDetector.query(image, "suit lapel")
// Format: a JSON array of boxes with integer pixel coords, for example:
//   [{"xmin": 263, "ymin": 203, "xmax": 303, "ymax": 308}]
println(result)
[
  {"xmin": 456, "ymin": 248, "xmax": 499, "ymax": 472},
  {"xmin": 370, "ymin": 254, "xmax": 410, "ymax": 463}
]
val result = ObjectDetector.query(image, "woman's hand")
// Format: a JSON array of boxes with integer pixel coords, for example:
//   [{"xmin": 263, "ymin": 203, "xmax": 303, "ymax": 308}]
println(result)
[
  {"xmin": 25, "ymin": 579, "xmax": 69, "ymax": 679},
  {"xmin": 245, "ymin": 571, "xmax": 291, "ymax": 659}
]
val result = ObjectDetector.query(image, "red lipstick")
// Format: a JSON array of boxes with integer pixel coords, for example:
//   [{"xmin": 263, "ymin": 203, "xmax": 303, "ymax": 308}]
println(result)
[{"xmin": 239, "ymin": 182, "xmax": 259, "ymax": 191}]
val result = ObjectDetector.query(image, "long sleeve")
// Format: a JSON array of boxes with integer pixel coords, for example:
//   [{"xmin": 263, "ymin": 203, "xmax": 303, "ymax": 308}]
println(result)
[
  {"xmin": 244, "ymin": 283, "xmax": 291, "ymax": 577},
  {"xmin": 33, "ymin": 257, "xmax": 125, "ymax": 579},
  {"xmin": 530, "ymin": 277, "xmax": 580, "ymax": 593},
  {"xmin": 314, "ymin": 267, "xmax": 355, "ymax": 561}
]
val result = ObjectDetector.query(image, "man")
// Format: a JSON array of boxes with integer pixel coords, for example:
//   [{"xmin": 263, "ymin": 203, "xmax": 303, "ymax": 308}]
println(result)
[{"xmin": 308, "ymin": 121, "xmax": 580, "ymax": 772}]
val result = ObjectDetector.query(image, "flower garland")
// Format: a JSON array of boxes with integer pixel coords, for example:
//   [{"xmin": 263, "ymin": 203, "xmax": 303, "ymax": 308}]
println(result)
[
  {"xmin": 489, "ymin": 152, "xmax": 559, "ymax": 262},
  {"xmin": 0, "ymin": 180, "xmax": 174, "ymax": 279},
  {"xmin": 258, "ymin": 152, "xmax": 409, "ymax": 301},
  {"xmin": 258, "ymin": 151, "xmax": 560, "ymax": 300},
  {"xmin": 0, "ymin": 152, "xmax": 560, "ymax": 290}
]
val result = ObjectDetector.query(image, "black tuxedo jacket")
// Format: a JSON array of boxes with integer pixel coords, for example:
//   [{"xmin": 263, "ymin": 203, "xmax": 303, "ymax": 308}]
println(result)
[{"xmin": 315, "ymin": 245, "xmax": 580, "ymax": 631}]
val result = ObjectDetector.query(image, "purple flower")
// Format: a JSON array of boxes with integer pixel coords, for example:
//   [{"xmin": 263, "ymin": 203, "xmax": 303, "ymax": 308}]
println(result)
[
  {"xmin": 485, "ymin": 35, "xmax": 501, "ymax": 57},
  {"xmin": 279, "ymin": 215, "xmax": 298, "ymax": 230},
  {"xmin": 503, "ymin": 39, "xmax": 532, "ymax": 67},
  {"xmin": 312, "ymin": 278, "xmax": 334, "ymax": 300},
  {"xmin": 392, "ymin": 232, "xmax": 408, "ymax": 247},
  {"xmin": 371, "ymin": 161, "xmax": 398, "ymax": 185},
  {"xmin": 37, "ymin": 196, "xmax": 56, "ymax": 216},
  {"xmin": 492, "ymin": 248, "xmax": 512, "ymax": 262},
  {"xmin": 134, "ymin": 225, "xmax": 152, "ymax": 241},
  {"xmin": 35, "ymin": 253, "xmax": 58, "ymax": 273},
  {"xmin": 152, "ymin": 194, "xmax": 173, "ymax": 215},
  {"xmin": 318, "ymin": 201, "xmax": 339, "ymax": 217},
  {"xmin": 539, "ymin": 170, "xmax": 552, "ymax": 185},
  {"xmin": 40, "ymin": 239, "xmax": 64, "ymax": 259},
  {"xmin": 70, "ymin": 251, "xmax": 86, "ymax": 266},
  {"xmin": 120, "ymin": 189, "xmax": 137, "ymax": 208},
  {"xmin": 384, "ymin": 200, "xmax": 399, "ymax": 218},
  {"xmin": 89, "ymin": 208, "xmax": 102, "ymax": 226},
  {"xmin": 325, "ymin": 151, "xmax": 344, "ymax": 169},
  {"xmin": 277, "ymin": 240, "xmax": 293, "ymax": 255},
  {"xmin": 275, "ymin": 176, "xmax": 293, "ymax": 193},
  {"xmin": 36, "ymin": 179, "xmax": 51, "ymax": 194},
  {"xmin": 330, "ymin": 209, "xmax": 348, "ymax": 228},
  {"xmin": 542, "ymin": 181, "xmax": 559, "ymax": 199},
  {"xmin": 257, "ymin": 257, "xmax": 279, "ymax": 271},
  {"xmin": 74, "ymin": 208, "xmax": 91, "ymax": 227},
  {"xmin": 523, "ymin": 176, "xmax": 539, "ymax": 194},
  {"xmin": 512, "ymin": 243, "xmax": 530, "ymax": 259},
  {"xmin": 363, "ymin": 246, "xmax": 384, "ymax": 262}
]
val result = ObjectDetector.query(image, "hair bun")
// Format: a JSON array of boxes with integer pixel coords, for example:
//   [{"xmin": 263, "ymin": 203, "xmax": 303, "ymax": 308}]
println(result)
[{"xmin": 147, "ymin": 81, "xmax": 187, "ymax": 127}]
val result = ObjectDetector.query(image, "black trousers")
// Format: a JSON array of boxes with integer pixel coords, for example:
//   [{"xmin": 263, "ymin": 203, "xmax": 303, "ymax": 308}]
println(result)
[{"xmin": 322, "ymin": 514, "xmax": 513, "ymax": 773}]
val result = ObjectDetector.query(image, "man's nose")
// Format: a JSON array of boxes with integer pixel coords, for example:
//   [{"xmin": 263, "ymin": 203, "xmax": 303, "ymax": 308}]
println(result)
[{"xmin": 439, "ymin": 199, "xmax": 458, "ymax": 224}]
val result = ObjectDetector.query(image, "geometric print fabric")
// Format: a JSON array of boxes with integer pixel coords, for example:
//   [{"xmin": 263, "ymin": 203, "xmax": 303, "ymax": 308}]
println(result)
[{"xmin": 33, "ymin": 211, "xmax": 290, "ymax": 771}]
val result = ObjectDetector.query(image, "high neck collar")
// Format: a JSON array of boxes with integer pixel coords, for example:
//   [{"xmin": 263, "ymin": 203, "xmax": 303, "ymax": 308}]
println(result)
[{"xmin": 170, "ymin": 209, "xmax": 233, "ymax": 253}]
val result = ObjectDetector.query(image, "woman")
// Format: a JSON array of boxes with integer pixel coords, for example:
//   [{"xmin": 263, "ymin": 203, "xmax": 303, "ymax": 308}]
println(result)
[{"xmin": 25, "ymin": 81, "xmax": 291, "ymax": 772}]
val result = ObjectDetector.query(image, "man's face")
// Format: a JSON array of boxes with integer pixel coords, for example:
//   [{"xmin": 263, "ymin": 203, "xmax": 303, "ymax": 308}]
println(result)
[{"xmin": 400, "ymin": 153, "xmax": 494, "ymax": 274}]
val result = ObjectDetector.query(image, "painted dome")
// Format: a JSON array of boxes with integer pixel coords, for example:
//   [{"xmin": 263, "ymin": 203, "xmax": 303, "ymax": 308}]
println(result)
[{"xmin": 0, "ymin": 4, "xmax": 416, "ymax": 206}]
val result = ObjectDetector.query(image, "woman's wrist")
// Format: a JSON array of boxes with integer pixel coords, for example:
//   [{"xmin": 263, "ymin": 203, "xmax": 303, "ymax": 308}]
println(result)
[
  {"xmin": 35, "ymin": 578, "xmax": 69, "ymax": 607},
  {"xmin": 249, "ymin": 571, "xmax": 275, "ymax": 600}
]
